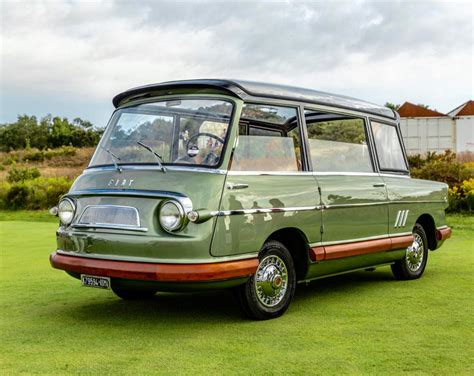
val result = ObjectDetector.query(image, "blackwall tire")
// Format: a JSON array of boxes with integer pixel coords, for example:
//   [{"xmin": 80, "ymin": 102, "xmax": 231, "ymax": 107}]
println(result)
[
  {"xmin": 391, "ymin": 223, "xmax": 429, "ymax": 280},
  {"xmin": 236, "ymin": 240, "xmax": 296, "ymax": 320}
]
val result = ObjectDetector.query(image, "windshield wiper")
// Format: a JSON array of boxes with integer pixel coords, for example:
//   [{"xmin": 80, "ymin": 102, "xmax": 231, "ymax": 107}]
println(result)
[
  {"xmin": 100, "ymin": 146, "xmax": 122, "ymax": 173},
  {"xmin": 137, "ymin": 141, "xmax": 167, "ymax": 172}
]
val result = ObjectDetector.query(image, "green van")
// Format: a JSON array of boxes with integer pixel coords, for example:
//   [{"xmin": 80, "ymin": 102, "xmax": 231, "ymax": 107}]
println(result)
[{"xmin": 50, "ymin": 79, "xmax": 452, "ymax": 319}]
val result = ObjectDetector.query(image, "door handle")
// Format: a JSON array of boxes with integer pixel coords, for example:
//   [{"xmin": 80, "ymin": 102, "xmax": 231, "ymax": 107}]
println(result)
[
  {"xmin": 373, "ymin": 183, "xmax": 386, "ymax": 188},
  {"xmin": 226, "ymin": 183, "xmax": 249, "ymax": 190}
]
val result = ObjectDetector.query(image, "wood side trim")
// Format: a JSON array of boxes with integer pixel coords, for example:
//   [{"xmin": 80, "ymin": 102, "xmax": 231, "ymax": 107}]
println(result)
[
  {"xmin": 50, "ymin": 252, "xmax": 258, "ymax": 282},
  {"xmin": 436, "ymin": 227, "xmax": 452, "ymax": 241},
  {"xmin": 309, "ymin": 234, "xmax": 414, "ymax": 261}
]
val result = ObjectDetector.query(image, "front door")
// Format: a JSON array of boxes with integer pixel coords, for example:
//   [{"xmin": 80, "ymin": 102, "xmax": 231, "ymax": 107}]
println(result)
[
  {"xmin": 303, "ymin": 109, "xmax": 388, "ymax": 260},
  {"xmin": 210, "ymin": 102, "xmax": 322, "ymax": 257}
]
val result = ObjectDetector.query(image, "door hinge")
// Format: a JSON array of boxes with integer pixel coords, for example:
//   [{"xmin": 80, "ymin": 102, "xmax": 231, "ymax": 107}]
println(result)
[
  {"xmin": 318, "ymin": 186, "xmax": 322, "ymax": 195},
  {"xmin": 320, "ymin": 224, "xmax": 324, "ymax": 234}
]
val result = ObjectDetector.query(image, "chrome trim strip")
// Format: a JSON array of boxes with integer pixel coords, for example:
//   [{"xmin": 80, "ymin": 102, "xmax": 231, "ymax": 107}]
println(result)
[
  {"xmin": 314, "ymin": 171, "xmax": 379, "ymax": 177},
  {"xmin": 211, "ymin": 205, "xmax": 321, "ymax": 217},
  {"xmin": 436, "ymin": 225, "xmax": 448, "ymax": 230},
  {"xmin": 324, "ymin": 202, "xmax": 386, "ymax": 209},
  {"xmin": 227, "ymin": 171, "xmax": 313, "ymax": 176},
  {"xmin": 389, "ymin": 200, "xmax": 445, "ymax": 204},
  {"xmin": 394, "ymin": 210, "xmax": 402, "ymax": 228},
  {"xmin": 67, "ymin": 189, "xmax": 186, "ymax": 200},
  {"xmin": 72, "ymin": 223, "xmax": 148, "ymax": 232},
  {"xmin": 402, "ymin": 209, "xmax": 410, "ymax": 227},
  {"xmin": 84, "ymin": 165, "xmax": 227, "ymax": 175},
  {"xmin": 380, "ymin": 173, "xmax": 410, "ymax": 179},
  {"xmin": 56, "ymin": 249, "xmax": 259, "ymax": 264}
]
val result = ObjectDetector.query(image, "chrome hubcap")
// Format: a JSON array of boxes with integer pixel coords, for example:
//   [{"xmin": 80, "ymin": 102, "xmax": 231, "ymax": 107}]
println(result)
[
  {"xmin": 255, "ymin": 255, "xmax": 288, "ymax": 307},
  {"xmin": 406, "ymin": 233, "xmax": 424, "ymax": 272}
]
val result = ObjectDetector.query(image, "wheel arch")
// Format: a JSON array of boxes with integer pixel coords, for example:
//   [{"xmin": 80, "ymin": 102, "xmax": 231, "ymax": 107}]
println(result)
[
  {"xmin": 415, "ymin": 214, "xmax": 437, "ymax": 250},
  {"xmin": 264, "ymin": 227, "xmax": 310, "ymax": 281}
]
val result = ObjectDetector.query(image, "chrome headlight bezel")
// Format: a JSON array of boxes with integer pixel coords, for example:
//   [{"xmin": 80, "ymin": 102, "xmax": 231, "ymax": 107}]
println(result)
[
  {"xmin": 58, "ymin": 198, "xmax": 76, "ymax": 226},
  {"xmin": 159, "ymin": 200, "xmax": 188, "ymax": 233}
]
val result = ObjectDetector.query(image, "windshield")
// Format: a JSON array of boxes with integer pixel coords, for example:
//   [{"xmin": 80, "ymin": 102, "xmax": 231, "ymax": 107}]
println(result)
[{"xmin": 90, "ymin": 98, "xmax": 233, "ymax": 168}]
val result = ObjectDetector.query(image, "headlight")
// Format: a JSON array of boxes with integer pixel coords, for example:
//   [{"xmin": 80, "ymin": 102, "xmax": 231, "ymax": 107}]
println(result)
[
  {"xmin": 58, "ymin": 198, "xmax": 75, "ymax": 226},
  {"xmin": 159, "ymin": 200, "xmax": 186, "ymax": 232}
]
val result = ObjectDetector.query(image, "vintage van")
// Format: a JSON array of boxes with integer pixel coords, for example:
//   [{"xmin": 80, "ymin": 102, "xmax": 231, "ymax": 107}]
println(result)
[{"xmin": 50, "ymin": 79, "xmax": 452, "ymax": 319}]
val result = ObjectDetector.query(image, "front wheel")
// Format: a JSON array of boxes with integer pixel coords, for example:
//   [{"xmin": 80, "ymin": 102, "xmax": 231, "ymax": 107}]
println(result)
[
  {"xmin": 235, "ymin": 240, "xmax": 296, "ymax": 320},
  {"xmin": 391, "ymin": 223, "xmax": 429, "ymax": 280}
]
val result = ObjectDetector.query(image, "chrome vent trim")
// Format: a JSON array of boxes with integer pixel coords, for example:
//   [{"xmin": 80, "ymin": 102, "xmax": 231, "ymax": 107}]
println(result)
[{"xmin": 74, "ymin": 205, "xmax": 147, "ymax": 232}]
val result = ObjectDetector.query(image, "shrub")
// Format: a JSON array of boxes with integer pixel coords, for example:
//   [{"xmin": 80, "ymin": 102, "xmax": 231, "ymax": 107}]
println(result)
[
  {"xmin": 7, "ymin": 165, "xmax": 41, "ymax": 183},
  {"xmin": 0, "ymin": 177, "xmax": 73, "ymax": 210},
  {"xmin": 408, "ymin": 151, "xmax": 473, "ymax": 213},
  {"xmin": 448, "ymin": 179, "xmax": 474, "ymax": 212}
]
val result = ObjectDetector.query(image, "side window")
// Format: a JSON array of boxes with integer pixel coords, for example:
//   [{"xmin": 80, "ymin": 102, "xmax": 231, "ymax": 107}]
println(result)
[
  {"xmin": 305, "ymin": 110, "xmax": 373, "ymax": 172},
  {"xmin": 231, "ymin": 103, "xmax": 302, "ymax": 171},
  {"xmin": 370, "ymin": 121, "xmax": 408, "ymax": 171}
]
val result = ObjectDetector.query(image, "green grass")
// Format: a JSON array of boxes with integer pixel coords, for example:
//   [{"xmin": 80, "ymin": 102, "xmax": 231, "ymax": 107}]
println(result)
[{"xmin": 0, "ymin": 214, "xmax": 473, "ymax": 375}]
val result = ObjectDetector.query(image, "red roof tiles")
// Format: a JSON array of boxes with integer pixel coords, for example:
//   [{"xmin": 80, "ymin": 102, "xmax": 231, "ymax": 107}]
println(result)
[
  {"xmin": 449, "ymin": 100, "xmax": 474, "ymax": 117},
  {"xmin": 398, "ymin": 102, "xmax": 447, "ymax": 118}
]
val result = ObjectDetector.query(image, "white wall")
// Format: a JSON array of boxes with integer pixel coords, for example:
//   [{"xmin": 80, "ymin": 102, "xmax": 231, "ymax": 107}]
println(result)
[
  {"xmin": 455, "ymin": 116, "xmax": 474, "ymax": 152},
  {"xmin": 399, "ymin": 117, "xmax": 454, "ymax": 154}
]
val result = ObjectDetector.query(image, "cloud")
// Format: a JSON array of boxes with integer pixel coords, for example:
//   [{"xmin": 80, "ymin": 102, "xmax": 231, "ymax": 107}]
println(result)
[{"xmin": 0, "ymin": 0, "xmax": 472, "ymax": 125}]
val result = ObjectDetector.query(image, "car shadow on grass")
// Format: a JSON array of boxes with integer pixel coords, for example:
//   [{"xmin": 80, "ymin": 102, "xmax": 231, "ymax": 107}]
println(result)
[{"xmin": 53, "ymin": 268, "xmax": 399, "ymax": 324}]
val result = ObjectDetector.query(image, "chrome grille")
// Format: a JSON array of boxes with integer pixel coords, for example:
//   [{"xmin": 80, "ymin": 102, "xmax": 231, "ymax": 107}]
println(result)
[{"xmin": 77, "ymin": 205, "xmax": 142, "ymax": 229}]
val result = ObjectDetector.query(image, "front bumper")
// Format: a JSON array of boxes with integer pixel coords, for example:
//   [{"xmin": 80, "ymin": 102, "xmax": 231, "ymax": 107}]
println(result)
[{"xmin": 50, "ymin": 252, "xmax": 258, "ymax": 283}]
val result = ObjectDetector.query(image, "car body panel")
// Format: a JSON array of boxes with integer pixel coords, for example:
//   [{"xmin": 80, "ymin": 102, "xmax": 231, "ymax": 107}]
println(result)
[{"xmin": 51, "ymin": 82, "xmax": 451, "ymax": 290}]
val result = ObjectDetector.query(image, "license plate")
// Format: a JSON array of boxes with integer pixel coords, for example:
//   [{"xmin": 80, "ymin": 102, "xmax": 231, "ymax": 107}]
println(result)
[{"xmin": 81, "ymin": 274, "xmax": 110, "ymax": 289}]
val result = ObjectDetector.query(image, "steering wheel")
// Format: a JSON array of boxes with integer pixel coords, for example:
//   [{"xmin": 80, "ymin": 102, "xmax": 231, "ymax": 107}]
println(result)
[{"xmin": 186, "ymin": 132, "xmax": 225, "ymax": 165}]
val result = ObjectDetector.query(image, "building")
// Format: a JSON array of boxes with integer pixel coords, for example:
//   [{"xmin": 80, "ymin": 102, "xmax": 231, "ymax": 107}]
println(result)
[
  {"xmin": 448, "ymin": 100, "xmax": 474, "ymax": 153},
  {"xmin": 398, "ymin": 102, "xmax": 454, "ymax": 154}
]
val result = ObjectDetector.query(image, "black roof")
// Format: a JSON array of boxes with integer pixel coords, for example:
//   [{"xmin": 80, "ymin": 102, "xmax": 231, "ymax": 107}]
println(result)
[{"xmin": 113, "ymin": 79, "xmax": 396, "ymax": 119}]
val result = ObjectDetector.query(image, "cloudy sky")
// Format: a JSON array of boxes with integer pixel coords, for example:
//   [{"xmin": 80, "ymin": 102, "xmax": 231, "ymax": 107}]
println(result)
[{"xmin": 1, "ymin": 0, "xmax": 473, "ymax": 127}]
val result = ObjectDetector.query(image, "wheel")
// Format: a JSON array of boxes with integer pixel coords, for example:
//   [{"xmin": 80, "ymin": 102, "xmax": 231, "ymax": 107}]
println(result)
[
  {"xmin": 111, "ymin": 284, "xmax": 157, "ymax": 300},
  {"xmin": 391, "ymin": 223, "xmax": 429, "ymax": 280},
  {"xmin": 235, "ymin": 240, "xmax": 296, "ymax": 320}
]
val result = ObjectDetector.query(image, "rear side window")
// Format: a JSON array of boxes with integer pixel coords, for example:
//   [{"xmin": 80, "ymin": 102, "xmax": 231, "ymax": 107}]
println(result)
[
  {"xmin": 231, "ymin": 104, "xmax": 302, "ymax": 171},
  {"xmin": 305, "ymin": 110, "xmax": 373, "ymax": 173},
  {"xmin": 370, "ymin": 121, "xmax": 408, "ymax": 171}
]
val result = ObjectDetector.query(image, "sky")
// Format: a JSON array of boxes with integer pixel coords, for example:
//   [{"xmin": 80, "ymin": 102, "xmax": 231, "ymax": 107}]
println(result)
[{"xmin": 1, "ymin": 0, "xmax": 473, "ymax": 128}]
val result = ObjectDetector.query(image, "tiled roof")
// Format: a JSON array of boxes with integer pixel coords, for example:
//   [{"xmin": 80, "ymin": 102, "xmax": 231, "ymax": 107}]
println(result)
[
  {"xmin": 398, "ymin": 102, "xmax": 447, "ymax": 118},
  {"xmin": 448, "ymin": 100, "xmax": 474, "ymax": 117}
]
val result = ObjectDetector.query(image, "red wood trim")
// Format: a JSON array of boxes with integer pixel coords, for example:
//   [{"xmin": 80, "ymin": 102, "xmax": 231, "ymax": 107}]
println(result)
[
  {"xmin": 323, "ymin": 238, "xmax": 391, "ymax": 260},
  {"xmin": 309, "ymin": 234, "xmax": 414, "ymax": 261},
  {"xmin": 50, "ymin": 252, "xmax": 258, "ymax": 282},
  {"xmin": 436, "ymin": 227, "xmax": 452, "ymax": 241},
  {"xmin": 390, "ymin": 235, "xmax": 414, "ymax": 250},
  {"xmin": 309, "ymin": 246, "xmax": 325, "ymax": 261}
]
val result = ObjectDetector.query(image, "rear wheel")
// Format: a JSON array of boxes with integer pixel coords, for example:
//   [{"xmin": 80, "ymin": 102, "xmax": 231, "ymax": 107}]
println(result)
[
  {"xmin": 391, "ymin": 223, "xmax": 428, "ymax": 280},
  {"xmin": 236, "ymin": 240, "xmax": 296, "ymax": 320},
  {"xmin": 111, "ymin": 284, "xmax": 157, "ymax": 300}
]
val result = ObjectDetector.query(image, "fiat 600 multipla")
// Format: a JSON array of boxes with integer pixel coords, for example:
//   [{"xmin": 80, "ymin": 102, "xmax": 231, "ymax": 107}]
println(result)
[{"xmin": 50, "ymin": 79, "xmax": 452, "ymax": 319}]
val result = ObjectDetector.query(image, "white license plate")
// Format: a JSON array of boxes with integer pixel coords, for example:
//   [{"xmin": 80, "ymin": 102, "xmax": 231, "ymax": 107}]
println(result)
[{"xmin": 81, "ymin": 274, "xmax": 110, "ymax": 289}]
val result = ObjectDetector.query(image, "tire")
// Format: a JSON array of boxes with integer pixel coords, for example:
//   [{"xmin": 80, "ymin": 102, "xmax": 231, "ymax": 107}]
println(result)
[
  {"xmin": 391, "ymin": 223, "xmax": 429, "ymax": 280},
  {"xmin": 235, "ymin": 240, "xmax": 296, "ymax": 320},
  {"xmin": 111, "ymin": 284, "xmax": 157, "ymax": 300}
]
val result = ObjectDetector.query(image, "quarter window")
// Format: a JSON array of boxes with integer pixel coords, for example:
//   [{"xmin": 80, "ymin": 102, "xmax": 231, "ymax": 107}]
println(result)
[
  {"xmin": 231, "ymin": 104, "xmax": 301, "ymax": 171},
  {"xmin": 370, "ymin": 121, "xmax": 407, "ymax": 171},
  {"xmin": 305, "ymin": 110, "xmax": 373, "ymax": 172}
]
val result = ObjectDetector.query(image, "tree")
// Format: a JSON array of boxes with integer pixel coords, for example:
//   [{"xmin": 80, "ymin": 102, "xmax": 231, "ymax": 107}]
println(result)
[
  {"xmin": 384, "ymin": 102, "xmax": 400, "ymax": 111},
  {"xmin": 0, "ymin": 114, "xmax": 103, "ymax": 151}
]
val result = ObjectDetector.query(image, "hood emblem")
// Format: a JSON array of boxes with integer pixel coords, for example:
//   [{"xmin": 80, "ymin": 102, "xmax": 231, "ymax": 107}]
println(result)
[{"xmin": 108, "ymin": 178, "xmax": 134, "ymax": 187}]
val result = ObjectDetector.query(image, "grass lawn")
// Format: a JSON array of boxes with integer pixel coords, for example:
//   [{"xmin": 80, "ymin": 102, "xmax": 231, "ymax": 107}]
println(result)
[{"xmin": 0, "ymin": 212, "xmax": 473, "ymax": 375}]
